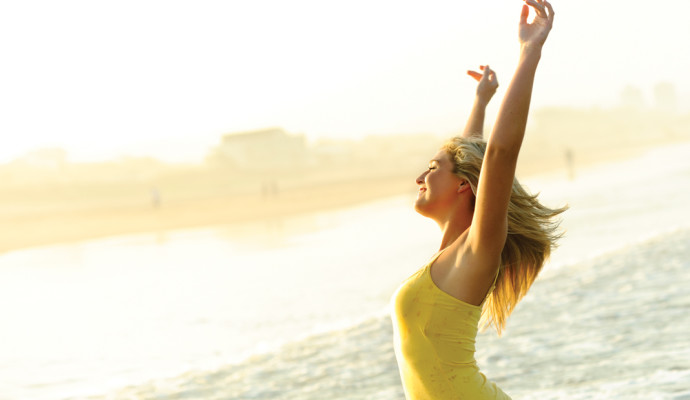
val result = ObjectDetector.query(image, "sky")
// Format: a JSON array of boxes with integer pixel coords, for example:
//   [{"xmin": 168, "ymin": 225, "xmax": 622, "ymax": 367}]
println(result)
[{"xmin": 1, "ymin": 0, "xmax": 689, "ymax": 163}]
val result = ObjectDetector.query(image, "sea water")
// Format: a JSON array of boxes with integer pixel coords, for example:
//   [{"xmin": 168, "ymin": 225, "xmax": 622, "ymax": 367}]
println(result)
[{"xmin": 1, "ymin": 142, "xmax": 689, "ymax": 400}]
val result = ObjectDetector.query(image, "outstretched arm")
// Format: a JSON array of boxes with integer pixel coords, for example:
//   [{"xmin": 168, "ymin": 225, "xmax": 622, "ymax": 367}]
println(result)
[
  {"xmin": 462, "ymin": 65, "xmax": 499, "ymax": 139},
  {"xmin": 470, "ymin": 0, "xmax": 555, "ymax": 257}
]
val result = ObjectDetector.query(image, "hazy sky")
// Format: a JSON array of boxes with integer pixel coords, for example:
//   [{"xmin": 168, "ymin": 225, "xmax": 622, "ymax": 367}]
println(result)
[{"xmin": 1, "ymin": 0, "xmax": 689, "ymax": 163}]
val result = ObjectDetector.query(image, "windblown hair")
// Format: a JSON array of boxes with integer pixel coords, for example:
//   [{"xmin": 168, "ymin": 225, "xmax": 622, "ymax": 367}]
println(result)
[{"xmin": 442, "ymin": 136, "xmax": 567, "ymax": 335}]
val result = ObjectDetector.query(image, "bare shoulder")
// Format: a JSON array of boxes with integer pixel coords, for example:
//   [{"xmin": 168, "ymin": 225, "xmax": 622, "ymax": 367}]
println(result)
[{"xmin": 430, "ymin": 238, "xmax": 500, "ymax": 306}]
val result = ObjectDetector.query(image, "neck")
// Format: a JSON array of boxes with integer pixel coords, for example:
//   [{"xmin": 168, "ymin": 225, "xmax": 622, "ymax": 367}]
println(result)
[{"xmin": 435, "ymin": 206, "xmax": 473, "ymax": 251}]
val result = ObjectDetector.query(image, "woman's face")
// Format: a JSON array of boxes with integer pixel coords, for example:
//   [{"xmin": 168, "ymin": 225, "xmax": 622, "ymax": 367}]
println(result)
[{"xmin": 414, "ymin": 150, "xmax": 462, "ymax": 218}]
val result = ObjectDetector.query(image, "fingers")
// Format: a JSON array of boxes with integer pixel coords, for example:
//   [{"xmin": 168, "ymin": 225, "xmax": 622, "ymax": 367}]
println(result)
[
  {"xmin": 467, "ymin": 65, "xmax": 490, "ymax": 81},
  {"xmin": 468, "ymin": 65, "xmax": 498, "ymax": 88},
  {"xmin": 485, "ymin": 67, "xmax": 498, "ymax": 86},
  {"xmin": 524, "ymin": 0, "xmax": 552, "ymax": 20},
  {"xmin": 544, "ymin": 1, "xmax": 555, "ymax": 23},
  {"xmin": 520, "ymin": 3, "xmax": 529, "ymax": 24},
  {"xmin": 524, "ymin": 0, "xmax": 545, "ymax": 18},
  {"xmin": 519, "ymin": 0, "xmax": 554, "ymax": 46},
  {"xmin": 467, "ymin": 70, "xmax": 482, "ymax": 82}
]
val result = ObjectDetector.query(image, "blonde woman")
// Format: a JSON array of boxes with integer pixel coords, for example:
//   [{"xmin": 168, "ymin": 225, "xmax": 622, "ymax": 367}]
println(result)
[{"xmin": 391, "ymin": 1, "xmax": 563, "ymax": 399}]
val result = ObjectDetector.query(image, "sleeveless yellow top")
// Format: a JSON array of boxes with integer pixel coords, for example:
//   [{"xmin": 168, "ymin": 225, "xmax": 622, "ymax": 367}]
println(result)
[{"xmin": 391, "ymin": 250, "xmax": 511, "ymax": 400}]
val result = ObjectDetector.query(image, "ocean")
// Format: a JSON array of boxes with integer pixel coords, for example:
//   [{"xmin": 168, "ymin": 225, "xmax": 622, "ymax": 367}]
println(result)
[{"xmin": 1, "ymin": 142, "xmax": 689, "ymax": 400}]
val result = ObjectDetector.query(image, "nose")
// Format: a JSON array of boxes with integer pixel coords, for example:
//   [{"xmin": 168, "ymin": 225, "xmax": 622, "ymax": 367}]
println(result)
[{"xmin": 415, "ymin": 170, "xmax": 428, "ymax": 185}]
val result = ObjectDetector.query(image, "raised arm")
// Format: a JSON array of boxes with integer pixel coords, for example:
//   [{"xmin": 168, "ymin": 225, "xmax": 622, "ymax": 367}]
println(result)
[
  {"xmin": 469, "ymin": 0, "xmax": 555, "ymax": 256},
  {"xmin": 462, "ymin": 65, "xmax": 499, "ymax": 139}
]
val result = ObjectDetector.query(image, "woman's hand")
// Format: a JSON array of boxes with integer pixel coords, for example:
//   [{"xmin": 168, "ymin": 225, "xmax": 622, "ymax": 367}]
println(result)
[
  {"xmin": 519, "ymin": 0, "xmax": 555, "ymax": 50},
  {"xmin": 462, "ymin": 65, "xmax": 498, "ymax": 138},
  {"xmin": 467, "ymin": 65, "xmax": 499, "ymax": 106}
]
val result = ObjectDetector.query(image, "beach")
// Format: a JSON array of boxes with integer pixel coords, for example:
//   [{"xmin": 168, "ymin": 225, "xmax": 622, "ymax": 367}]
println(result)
[
  {"xmin": 5, "ymin": 1, "xmax": 690, "ymax": 397},
  {"xmin": 0, "ymin": 175, "xmax": 415, "ymax": 254},
  {"xmin": 1, "ymin": 140, "xmax": 690, "ymax": 400},
  {"xmin": 0, "ymin": 131, "xmax": 676, "ymax": 255}
]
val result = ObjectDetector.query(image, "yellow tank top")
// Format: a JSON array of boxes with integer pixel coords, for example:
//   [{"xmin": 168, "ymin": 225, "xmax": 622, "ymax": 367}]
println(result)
[{"xmin": 391, "ymin": 250, "xmax": 511, "ymax": 400}]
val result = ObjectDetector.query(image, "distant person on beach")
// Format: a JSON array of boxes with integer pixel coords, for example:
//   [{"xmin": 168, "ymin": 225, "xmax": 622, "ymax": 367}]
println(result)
[
  {"xmin": 391, "ymin": 1, "xmax": 565, "ymax": 399},
  {"xmin": 150, "ymin": 185, "xmax": 161, "ymax": 209},
  {"xmin": 565, "ymin": 147, "xmax": 575, "ymax": 180}
]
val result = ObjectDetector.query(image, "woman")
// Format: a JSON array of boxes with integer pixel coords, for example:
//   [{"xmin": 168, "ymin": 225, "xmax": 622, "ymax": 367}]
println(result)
[{"xmin": 391, "ymin": 1, "xmax": 564, "ymax": 399}]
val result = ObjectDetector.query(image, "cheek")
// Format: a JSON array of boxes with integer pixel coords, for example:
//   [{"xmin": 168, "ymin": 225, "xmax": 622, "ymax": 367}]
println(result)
[
  {"xmin": 428, "ymin": 179, "xmax": 457, "ymax": 203},
  {"xmin": 431, "ymin": 174, "xmax": 454, "ymax": 192}
]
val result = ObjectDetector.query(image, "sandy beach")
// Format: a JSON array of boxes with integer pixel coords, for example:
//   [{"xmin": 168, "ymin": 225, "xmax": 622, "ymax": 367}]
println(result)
[
  {"xmin": 1, "ymin": 134, "xmax": 685, "ymax": 255},
  {"xmin": 2, "ymin": 138, "xmax": 690, "ymax": 400},
  {"xmin": 4, "ymin": 139, "xmax": 685, "ymax": 400},
  {"xmin": 0, "ymin": 175, "xmax": 415, "ymax": 254}
]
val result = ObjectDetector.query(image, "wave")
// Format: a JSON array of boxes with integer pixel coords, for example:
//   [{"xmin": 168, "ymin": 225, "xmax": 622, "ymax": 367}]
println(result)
[
  {"xmin": 84, "ymin": 314, "xmax": 402, "ymax": 400},
  {"xmin": 78, "ymin": 227, "xmax": 690, "ymax": 400}
]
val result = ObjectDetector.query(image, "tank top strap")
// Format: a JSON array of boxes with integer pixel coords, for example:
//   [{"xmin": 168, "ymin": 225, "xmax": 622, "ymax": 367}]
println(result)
[
  {"xmin": 430, "ymin": 248, "xmax": 499, "ymax": 308},
  {"xmin": 426, "ymin": 247, "xmax": 447, "ymax": 267}
]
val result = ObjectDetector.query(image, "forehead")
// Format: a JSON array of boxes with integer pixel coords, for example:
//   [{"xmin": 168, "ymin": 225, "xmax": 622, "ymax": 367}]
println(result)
[{"xmin": 430, "ymin": 150, "xmax": 451, "ymax": 163}]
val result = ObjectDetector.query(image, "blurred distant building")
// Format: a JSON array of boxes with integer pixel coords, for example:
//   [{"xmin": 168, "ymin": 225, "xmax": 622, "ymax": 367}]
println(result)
[
  {"xmin": 14, "ymin": 147, "xmax": 68, "ymax": 170},
  {"xmin": 209, "ymin": 128, "xmax": 307, "ymax": 170},
  {"xmin": 311, "ymin": 139, "xmax": 354, "ymax": 166},
  {"xmin": 620, "ymin": 85, "xmax": 645, "ymax": 110}
]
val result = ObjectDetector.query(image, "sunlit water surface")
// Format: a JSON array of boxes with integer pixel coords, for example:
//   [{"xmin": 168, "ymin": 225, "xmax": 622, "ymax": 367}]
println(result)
[{"xmin": 1, "ymin": 142, "xmax": 689, "ymax": 400}]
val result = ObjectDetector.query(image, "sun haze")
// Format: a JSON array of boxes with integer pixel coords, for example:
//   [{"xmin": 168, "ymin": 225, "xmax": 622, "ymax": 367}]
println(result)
[{"xmin": 0, "ymin": 0, "xmax": 688, "ymax": 164}]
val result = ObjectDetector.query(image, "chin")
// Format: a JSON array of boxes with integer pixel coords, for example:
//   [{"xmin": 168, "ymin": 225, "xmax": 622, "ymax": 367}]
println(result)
[{"xmin": 414, "ymin": 200, "xmax": 432, "ymax": 218}]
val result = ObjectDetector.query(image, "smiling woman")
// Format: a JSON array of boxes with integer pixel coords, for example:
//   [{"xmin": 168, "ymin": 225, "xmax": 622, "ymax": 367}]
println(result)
[{"xmin": 391, "ymin": 1, "xmax": 566, "ymax": 399}]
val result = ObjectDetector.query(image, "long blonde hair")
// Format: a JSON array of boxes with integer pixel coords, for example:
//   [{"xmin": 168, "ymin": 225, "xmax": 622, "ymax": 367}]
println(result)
[{"xmin": 442, "ymin": 136, "xmax": 567, "ymax": 335}]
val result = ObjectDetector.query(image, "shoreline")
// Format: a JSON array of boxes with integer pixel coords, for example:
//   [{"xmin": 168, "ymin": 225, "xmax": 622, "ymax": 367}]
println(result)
[
  {"xmin": 1, "ymin": 139, "xmax": 686, "ymax": 255},
  {"xmin": 0, "ymin": 176, "xmax": 416, "ymax": 254}
]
